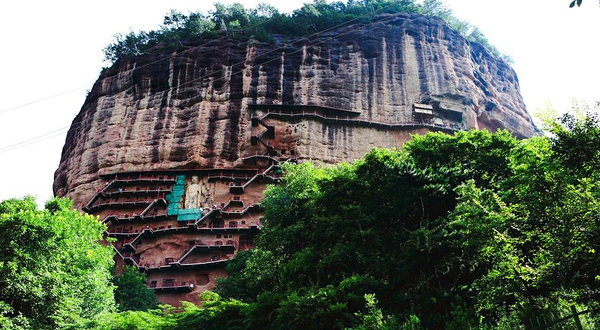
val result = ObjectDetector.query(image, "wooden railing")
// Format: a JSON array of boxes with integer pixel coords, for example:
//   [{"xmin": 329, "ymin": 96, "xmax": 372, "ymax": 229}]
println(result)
[
  {"xmin": 149, "ymin": 281, "xmax": 194, "ymax": 291},
  {"xmin": 111, "ymin": 174, "xmax": 176, "ymax": 182},
  {"xmin": 257, "ymin": 110, "xmax": 461, "ymax": 132}
]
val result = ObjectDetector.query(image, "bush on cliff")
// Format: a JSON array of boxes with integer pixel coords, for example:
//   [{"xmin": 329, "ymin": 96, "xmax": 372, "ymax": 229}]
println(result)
[{"xmin": 103, "ymin": 0, "xmax": 512, "ymax": 64}]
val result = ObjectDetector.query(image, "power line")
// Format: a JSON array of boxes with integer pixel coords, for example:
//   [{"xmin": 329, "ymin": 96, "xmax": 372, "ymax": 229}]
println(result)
[
  {"xmin": 0, "ymin": 14, "xmax": 277, "ymax": 116},
  {"xmin": 1, "ymin": 2, "xmax": 395, "ymax": 116},
  {"xmin": 0, "ymin": 10, "xmax": 397, "ymax": 155},
  {"xmin": 0, "ymin": 128, "xmax": 69, "ymax": 155},
  {"xmin": 0, "ymin": 86, "xmax": 92, "ymax": 115},
  {"xmin": 157, "ymin": 12, "xmax": 398, "ymax": 97},
  {"xmin": 170, "ymin": 15, "xmax": 397, "ymax": 94},
  {"xmin": 0, "ymin": 15, "xmax": 395, "ymax": 155},
  {"xmin": 0, "ymin": 126, "xmax": 69, "ymax": 152}
]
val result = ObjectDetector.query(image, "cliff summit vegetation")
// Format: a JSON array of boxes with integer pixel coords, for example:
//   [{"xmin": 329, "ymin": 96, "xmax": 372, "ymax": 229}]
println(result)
[{"xmin": 104, "ymin": 0, "xmax": 514, "ymax": 65}]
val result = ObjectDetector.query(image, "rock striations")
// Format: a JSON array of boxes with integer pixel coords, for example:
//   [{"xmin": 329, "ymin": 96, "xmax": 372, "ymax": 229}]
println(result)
[{"xmin": 54, "ymin": 13, "xmax": 538, "ymax": 305}]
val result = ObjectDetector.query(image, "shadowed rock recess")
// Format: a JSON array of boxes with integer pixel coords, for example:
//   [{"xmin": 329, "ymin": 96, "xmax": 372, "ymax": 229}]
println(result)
[{"xmin": 54, "ymin": 13, "xmax": 538, "ymax": 305}]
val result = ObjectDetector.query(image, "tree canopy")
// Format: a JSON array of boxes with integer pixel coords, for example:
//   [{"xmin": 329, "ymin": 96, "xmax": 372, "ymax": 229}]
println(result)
[
  {"xmin": 214, "ymin": 114, "xmax": 599, "ymax": 328},
  {"xmin": 0, "ymin": 198, "xmax": 115, "ymax": 329},
  {"xmin": 66, "ymin": 110, "xmax": 600, "ymax": 329},
  {"xmin": 112, "ymin": 266, "xmax": 158, "ymax": 312},
  {"xmin": 104, "ymin": 0, "xmax": 513, "ymax": 65},
  {"xmin": 3, "ymin": 109, "xmax": 599, "ymax": 329}
]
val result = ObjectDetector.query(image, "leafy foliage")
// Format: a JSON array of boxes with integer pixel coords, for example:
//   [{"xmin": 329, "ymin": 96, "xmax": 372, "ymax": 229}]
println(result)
[
  {"xmin": 216, "ymin": 115, "xmax": 600, "ymax": 329},
  {"xmin": 549, "ymin": 111, "xmax": 600, "ymax": 176},
  {"xmin": 4, "ymin": 112, "xmax": 600, "ymax": 329},
  {"xmin": 112, "ymin": 266, "xmax": 158, "ymax": 312},
  {"xmin": 345, "ymin": 294, "xmax": 421, "ymax": 330},
  {"xmin": 0, "ymin": 197, "xmax": 115, "ymax": 329},
  {"xmin": 103, "ymin": 0, "xmax": 511, "ymax": 65},
  {"xmin": 68, "ymin": 292, "xmax": 248, "ymax": 330},
  {"xmin": 63, "ymin": 307, "xmax": 174, "ymax": 330},
  {"xmin": 570, "ymin": 0, "xmax": 583, "ymax": 8}
]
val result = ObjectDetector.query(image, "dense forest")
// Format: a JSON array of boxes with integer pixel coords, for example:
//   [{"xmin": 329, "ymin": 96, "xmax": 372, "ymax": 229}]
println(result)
[
  {"xmin": 1, "ymin": 106, "xmax": 598, "ymax": 329},
  {"xmin": 103, "ymin": 0, "xmax": 514, "ymax": 64}
]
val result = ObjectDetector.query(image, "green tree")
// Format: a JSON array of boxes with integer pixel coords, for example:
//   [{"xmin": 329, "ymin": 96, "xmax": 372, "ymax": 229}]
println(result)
[
  {"xmin": 102, "ymin": 0, "xmax": 509, "ymax": 66},
  {"xmin": 218, "ymin": 120, "xmax": 600, "ymax": 329},
  {"xmin": 345, "ymin": 294, "xmax": 406, "ymax": 330},
  {"xmin": 211, "ymin": 2, "xmax": 250, "ymax": 31},
  {"xmin": 112, "ymin": 266, "xmax": 158, "ymax": 312},
  {"xmin": 549, "ymin": 111, "xmax": 600, "ymax": 176},
  {"xmin": 69, "ymin": 292, "xmax": 248, "ymax": 330},
  {"xmin": 0, "ymin": 197, "xmax": 115, "ymax": 329},
  {"xmin": 44, "ymin": 112, "xmax": 600, "ymax": 329},
  {"xmin": 63, "ymin": 307, "xmax": 174, "ymax": 330},
  {"xmin": 218, "ymin": 130, "xmax": 523, "ymax": 328},
  {"xmin": 103, "ymin": 31, "xmax": 150, "ymax": 63}
]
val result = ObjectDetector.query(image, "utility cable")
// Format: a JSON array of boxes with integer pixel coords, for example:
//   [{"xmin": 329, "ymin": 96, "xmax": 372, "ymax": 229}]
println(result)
[
  {"xmin": 0, "ymin": 86, "xmax": 91, "ymax": 115},
  {"xmin": 155, "ymin": 4, "xmax": 398, "ymax": 96},
  {"xmin": 0, "ymin": 2, "xmax": 395, "ymax": 116},
  {"xmin": 0, "ymin": 126, "xmax": 69, "ymax": 152},
  {"xmin": 170, "ymin": 15, "xmax": 397, "ymax": 94},
  {"xmin": 0, "ymin": 128, "xmax": 69, "ymax": 155},
  {"xmin": 0, "ymin": 12, "xmax": 398, "ymax": 154},
  {"xmin": 0, "ymin": 12, "xmax": 280, "ymax": 116}
]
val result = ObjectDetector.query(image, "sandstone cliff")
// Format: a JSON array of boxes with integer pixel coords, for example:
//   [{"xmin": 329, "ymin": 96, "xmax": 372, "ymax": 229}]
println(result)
[{"xmin": 54, "ymin": 12, "xmax": 537, "ymax": 207}]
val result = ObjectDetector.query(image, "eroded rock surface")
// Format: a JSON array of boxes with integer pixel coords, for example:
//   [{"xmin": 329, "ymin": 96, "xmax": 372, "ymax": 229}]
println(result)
[
  {"xmin": 54, "ymin": 13, "xmax": 536, "ymax": 205},
  {"xmin": 53, "ymin": 13, "xmax": 537, "ymax": 305}
]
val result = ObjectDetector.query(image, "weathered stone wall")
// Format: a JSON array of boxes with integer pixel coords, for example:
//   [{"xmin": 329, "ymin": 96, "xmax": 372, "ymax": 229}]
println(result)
[
  {"xmin": 54, "ymin": 12, "xmax": 538, "ymax": 306},
  {"xmin": 54, "ymin": 12, "xmax": 537, "ymax": 206}
]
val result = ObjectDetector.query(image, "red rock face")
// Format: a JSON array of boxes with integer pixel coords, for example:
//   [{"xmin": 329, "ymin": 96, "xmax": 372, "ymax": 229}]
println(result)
[{"xmin": 54, "ymin": 13, "xmax": 537, "ymax": 305}]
